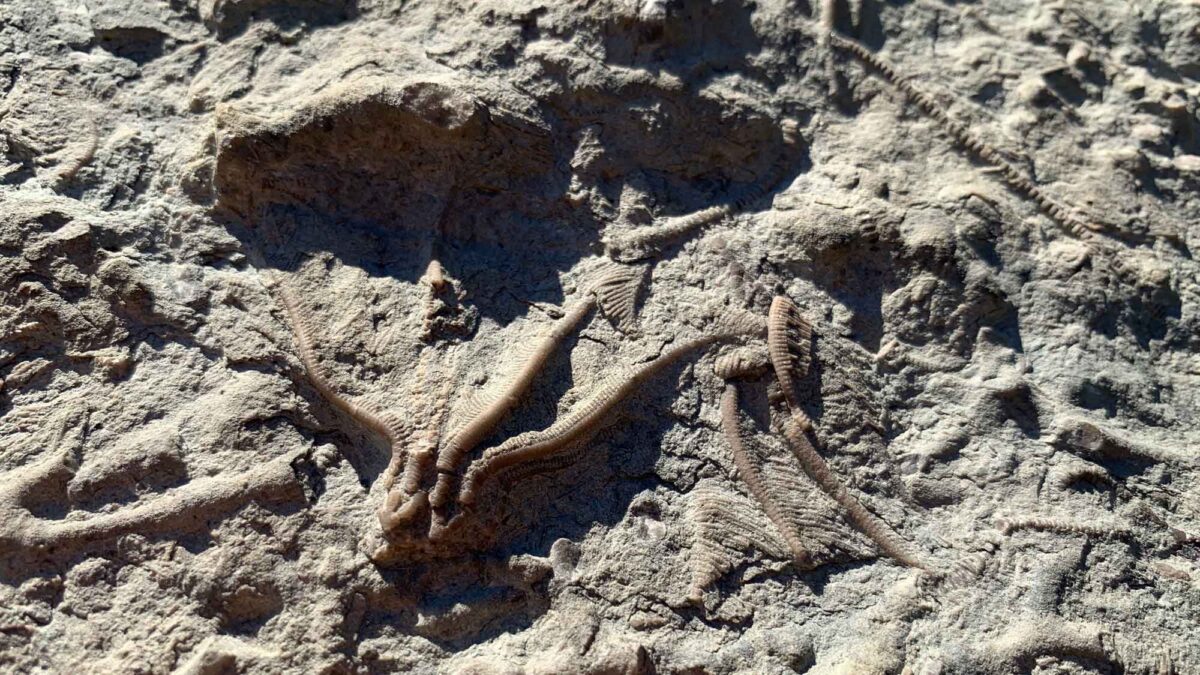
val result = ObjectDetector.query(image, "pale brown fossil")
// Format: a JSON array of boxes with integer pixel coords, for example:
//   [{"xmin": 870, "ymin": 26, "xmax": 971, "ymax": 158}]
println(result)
[
  {"xmin": 686, "ymin": 298, "xmax": 930, "ymax": 600},
  {"xmin": 0, "ymin": 401, "xmax": 311, "ymax": 558},
  {"xmin": 455, "ymin": 309, "xmax": 767, "ymax": 511}
]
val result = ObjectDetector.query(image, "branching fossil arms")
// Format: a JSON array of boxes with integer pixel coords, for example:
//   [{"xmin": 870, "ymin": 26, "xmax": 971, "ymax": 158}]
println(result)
[{"xmin": 456, "ymin": 309, "xmax": 767, "ymax": 509}]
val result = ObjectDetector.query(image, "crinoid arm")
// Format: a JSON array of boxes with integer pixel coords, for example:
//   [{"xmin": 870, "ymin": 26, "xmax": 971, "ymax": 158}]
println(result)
[
  {"xmin": 428, "ymin": 295, "xmax": 596, "ymax": 509},
  {"xmin": 686, "ymin": 479, "xmax": 788, "ymax": 604},
  {"xmin": 459, "ymin": 312, "xmax": 766, "ymax": 507},
  {"xmin": 274, "ymin": 283, "xmax": 407, "ymax": 446},
  {"xmin": 766, "ymin": 295, "xmax": 813, "ymax": 416},
  {"xmin": 377, "ymin": 350, "xmax": 457, "ymax": 531},
  {"xmin": 776, "ymin": 415, "xmax": 929, "ymax": 572},
  {"xmin": 995, "ymin": 515, "xmax": 1135, "ymax": 540},
  {"xmin": 603, "ymin": 205, "xmax": 732, "ymax": 263},
  {"xmin": 590, "ymin": 262, "xmax": 648, "ymax": 333},
  {"xmin": 715, "ymin": 380, "xmax": 873, "ymax": 595},
  {"xmin": 720, "ymin": 382, "xmax": 813, "ymax": 567},
  {"xmin": 713, "ymin": 346, "xmax": 771, "ymax": 381}
]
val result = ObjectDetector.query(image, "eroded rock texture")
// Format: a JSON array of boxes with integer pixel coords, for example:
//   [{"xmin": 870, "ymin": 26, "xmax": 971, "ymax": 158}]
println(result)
[{"xmin": 2, "ymin": 0, "xmax": 1199, "ymax": 673}]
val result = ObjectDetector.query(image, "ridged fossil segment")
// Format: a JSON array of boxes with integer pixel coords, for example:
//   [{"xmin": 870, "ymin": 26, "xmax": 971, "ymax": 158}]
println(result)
[
  {"xmin": 5, "ymin": 3, "xmax": 1195, "ymax": 671},
  {"xmin": 428, "ymin": 298, "xmax": 596, "ymax": 510},
  {"xmin": 713, "ymin": 346, "xmax": 770, "ymax": 380},
  {"xmin": 0, "ymin": 408, "xmax": 308, "ymax": 555},
  {"xmin": 711, "ymin": 383, "xmax": 873, "ymax": 580},
  {"xmin": 767, "ymin": 295, "xmax": 813, "ymax": 415},
  {"xmin": 777, "ymin": 415, "xmax": 928, "ymax": 572},
  {"xmin": 995, "ymin": 516, "xmax": 1135, "ymax": 540},
  {"xmin": 458, "ymin": 312, "xmax": 768, "ymax": 508},
  {"xmin": 428, "ymin": 262, "xmax": 646, "ymax": 510},
  {"xmin": 603, "ymin": 119, "xmax": 801, "ymax": 262},
  {"xmin": 270, "ymin": 259, "xmax": 670, "ymax": 549},
  {"xmin": 767, "ymin": 297, "xmax": 927, "ymax": 573},
  {"xmin": 589, "ymin": 262, "xmax": 648, "ymax": 333},
  {"xmin": 687, "ymin": 296, "xmax": 925, "ymax": 600},
  {"xmin": 825, "ymin": 30, "xmax": 1102, "ymax": 241},
  {"xmin": 686, "ymin": 480, "xmax": 788, "ymax": 604},
  {"xmin": 379, "ymin": 351, "xmax": 458, "ymax": 531},
  {"xmin": 275, "ymin": 283, "xmax": 408, "ymax": 449}
]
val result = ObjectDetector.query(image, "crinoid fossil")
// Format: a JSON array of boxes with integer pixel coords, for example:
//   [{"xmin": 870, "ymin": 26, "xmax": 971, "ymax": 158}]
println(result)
[
  {"xmin": 209, "ymin": 27, "xmax": 1118, "ymax": 610},
  {"xmin": 212, "ymin": 63, "xmax": 937, "ymax": 617},
  {"xmin": 687, "ymin": 297, "xmax": 930, "ymax": 602},
  {"xmin": 0, "ymin": 390, "xmax": 315, "ymax": 568},
  {"xmin": 274, "ymin": 257, "xmax": 770, "ymax": 564},
  {"xmin": 212, "ymin": 71, "xmax": 803, "ymax": 562}
]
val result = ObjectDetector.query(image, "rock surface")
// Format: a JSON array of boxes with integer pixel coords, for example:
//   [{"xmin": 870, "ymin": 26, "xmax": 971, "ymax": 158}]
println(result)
[{"xmin": 2, "ymin": 0, "xmax": 1199, "ymax": 673}]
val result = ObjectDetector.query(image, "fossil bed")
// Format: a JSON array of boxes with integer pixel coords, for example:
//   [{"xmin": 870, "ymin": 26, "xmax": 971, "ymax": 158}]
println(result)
[{"xmin": 2, "ymin": 0, "xmax": 1200, "ymax": 673}]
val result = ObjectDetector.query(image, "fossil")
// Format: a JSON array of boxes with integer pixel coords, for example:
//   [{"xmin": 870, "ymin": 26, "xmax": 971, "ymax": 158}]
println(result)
[
  {"xmin": 686, "ymin": 479, "xmax": 789, "ymax": 604},
  {"xmin": 686, "ymin": 299, "xmax": 929, "ymax": 599},
  {"xmin": 1, "ymin": 3, "xmax": 1195, "ymax": 671},
  {"xmin": 823, "ymin": 26, "xmax": 1102, "ymax": 241},
  {"xmin": 994, "ymin": 515, "xmax": 1135, "ymax": 540},
  {"xmin": 602, "ymin": 119, "xmax": 801, "ymax": 263},
  {"xmin": 426, "ymin": 263, "xmax": 646, "ymax": 513},
  {"xmin": 695, "ymin": 376, "xmax": 873, "ymax": 600},
  {"xmin": 0, "ymin": 403, "xmax": 311, "ymax": 559},
  {"xmin": 455, "ymin": 309, "xmax": 767, "ymax": 511}
]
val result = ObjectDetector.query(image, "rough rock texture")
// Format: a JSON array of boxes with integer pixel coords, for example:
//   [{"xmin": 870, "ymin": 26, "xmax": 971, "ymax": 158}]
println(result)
[{"xmin": 2, "ymin": 0, "xmax": 1199, "ymax": 673}]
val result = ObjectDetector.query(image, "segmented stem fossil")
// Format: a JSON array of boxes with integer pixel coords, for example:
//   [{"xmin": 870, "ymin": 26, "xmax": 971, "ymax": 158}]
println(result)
[
  {"xmin": 827, "ymin": 30, "xmax": 1101, "ymax": 240},
  {"xmin": 459, "ymin": 311, "xmax": 766, "ymax": 506},
  {"xmin": 428, "ymin": 298, "xmax": 596, "ymax": 508},
  {"xmin": 819, "ymin": 0, "xmax": 841, "ymax": 97},
  {"xmin": 378, "ymin": 350, "xmax": 459, "ymax": 532},
  {"xmin": 605, "ymin": 120, "xmax": 799, "ymax": 261},
  {"xmin": 721, "ymin": 382, "xmax": 813, "ymax": 567},
  {"xmin": 996, "ymin": 516, "xmax": 1134, "ymax": 539},
  {"xmin": 276, "ymin": 284, "xmax": 407, "ymax": 446},
  {"xmin": 0, "ymin": 444, "xmax": 306, "ymax": 551},
  {"xmin": 276, "ymin": 282, "xmax": 430, "ymax": 536},
  {"xmin": 777, "ymin": 414, "xmax": 928, "ymax": 571},
  {"xmin": 428, "ymin": 263, "xmax": 647, "ymax": 510}
]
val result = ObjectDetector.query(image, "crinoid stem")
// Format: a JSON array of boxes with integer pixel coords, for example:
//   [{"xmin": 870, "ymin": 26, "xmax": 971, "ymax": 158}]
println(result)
[
  {"xmin": 995, "ymin": 516, "xmax": 1134, "ymax": 540},
  {"xmin": 776, "ymin": 414, "xmax": 929, "ymax": 571},
  {"xmin": 819, "ymin": 0, "xmax": 840, "ymax": 97},
  {"xmin": 874, "ymin": 338, "xmax": 900, "ymax": 363},
  {"xmin": 605, "ymin": 206, "xmax": 732, "ymax": 262},
  {"xmin": 50, "ymin": 114, "xmax": 98, "ymax": 187},
  {"xmin": 0, "ymin": 449, "xmax": 305, "ymax": 551},
  {"xmin": 422, "ymin": 259, "xmax": 448, "ymax": 290},
  {"xmin": 721, "ymin": 383, "xmax": 812, "ymax": 567},
  {"xmin": 825, "ymin": 30, "xmax": 1102, "ymax": 240},
  {"xmin": 458, "ymin": 311, "xmax": 766, "ymax": 506},
  {"xmin": 606, "ymin": 119, "xmax": 801, "ymax": 262},
  {"xmin": 428, "ymin": 297, "xmax": 597, "ymax": 508},
  {"xmin": 379, "ymin": 350, "xmax": 458, "ymax": 532},
  {"xmin": 276, "ymin": 284, "xmax": 408, "ymax": 446}
]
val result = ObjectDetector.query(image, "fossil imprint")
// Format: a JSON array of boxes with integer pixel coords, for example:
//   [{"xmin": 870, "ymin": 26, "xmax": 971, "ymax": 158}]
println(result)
[
  {"xmin": 0, "ymin": 4, "xmax": 1135, "ymax": 596},
  {"xmin": 241, "ymin": 18, "xmax": 1123, "ymax": 586}
]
